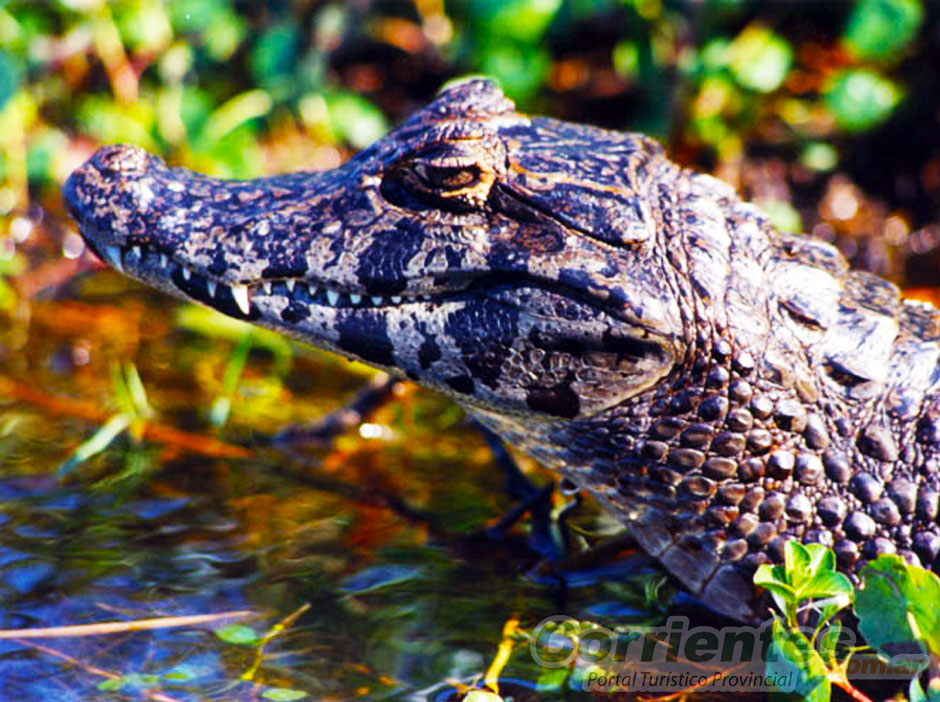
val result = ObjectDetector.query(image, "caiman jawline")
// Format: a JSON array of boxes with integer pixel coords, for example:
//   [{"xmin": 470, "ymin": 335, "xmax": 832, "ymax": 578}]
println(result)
[{"xmin": 92, "ymin": 238, "xmax": 666, "ymax": 341}]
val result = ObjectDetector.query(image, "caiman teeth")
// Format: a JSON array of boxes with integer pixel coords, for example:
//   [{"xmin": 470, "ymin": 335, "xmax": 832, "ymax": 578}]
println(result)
[
  {"xmin": 103, "ymin": 245, "xmax": 123, "ymax": 272},
  {"xmin": 231, "ymin": 284, "xmax": 251, "ymax": 315},
  {"xmin": 94, "ymin": 242, "xmax": 432, "ymax": 313}
]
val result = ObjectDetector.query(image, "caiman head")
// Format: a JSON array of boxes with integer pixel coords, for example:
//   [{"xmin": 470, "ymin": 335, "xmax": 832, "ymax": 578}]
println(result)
[{"xmin": 64, "ymin": 79, "xmax": 686, "ymax": 430}]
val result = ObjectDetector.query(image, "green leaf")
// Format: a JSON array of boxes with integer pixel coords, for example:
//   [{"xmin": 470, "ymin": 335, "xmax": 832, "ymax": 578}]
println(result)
[
  {"xmin": 215, "ymin": 623, "xmax": 259, "ymax": 645},
  {"xmin": 759, "ymin": 200, "xmax": 803, "ymax": 234},
  {"xmin": 162, "ymin": 663, "xmax": 203, "ymax": 682},
  {"xmin": 757, "ymin": 542, "xmax": 853, "ymax": 603},
  {"xmin": 324, "ymin": 92, "xmax": 389, "ymax": 150},
  {"xmin": 843, "ymin": 0, "xmax": 924, "ymax": 60},
  {"xmin": 479, "ymin": 44, "xmax": 550, "ymax": 105},
  {"xmin": 0, "ymin": 50, "xmax": 22, "ymax": 112},
  {"xmin": 766, "ymin": 620, "xmax": 830, "ymax": 702},
  {"xmin": 58, "ymin": 414, "xmax": 131, "ymax": 478},
  {"xmin": 612, "ymin": 40, "xmax": 640, "ymax": 80},
  {"xmin": 468, "ymin": 0, "xmax": 562, "ymax": 44},
  {"xmin": 801, "ymin": 142, "xmax": 838, "ymax": 172},
  {"xmin": 856, "ymin": 555, "xmax": 940, "ymax": 662},
  {"xmin": 825, "ymin": 69, "xmax": 902, "ymax": 132},
  {"xmin": 754, "ymin": 563, "xmax": 795, "ymax": 600},
  {"xmin": 535, "ymin": 666, "xmax": 571, "ymax": 691},
  {"xmin": 76, "ymin": 95, "xmax": 157, "ymax": 150},
  {"xmin": 113, "ymin": 0, "xmax": 172, "ymax": 54},
  {"xmin": 249, "ymin": 22, "xmax": 300, "ymax": 90},
  {"xmin": 728, "ymin": 24, "xmax": 792, "ymax": 93},
  {"xmin": 261, "ymin": 688, "xmax": 308, "ymax": 701}
]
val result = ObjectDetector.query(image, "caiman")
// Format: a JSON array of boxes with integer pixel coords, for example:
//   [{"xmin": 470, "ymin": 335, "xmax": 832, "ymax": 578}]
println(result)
[{"xmin": 63, "ymin": 79, "xmax": 940, "ymax": 621}]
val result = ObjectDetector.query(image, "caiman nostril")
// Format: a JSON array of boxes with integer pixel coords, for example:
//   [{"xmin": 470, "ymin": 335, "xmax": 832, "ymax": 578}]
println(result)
[{"xmin": 90, "ymin": 144, "xmax": 149, "ymax": 175}]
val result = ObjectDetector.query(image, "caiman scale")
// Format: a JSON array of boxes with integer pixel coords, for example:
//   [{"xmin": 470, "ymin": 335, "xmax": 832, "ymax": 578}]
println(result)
[{"xmin": 64, "ymin": 79, "xmax": 940, "ymax": 620}]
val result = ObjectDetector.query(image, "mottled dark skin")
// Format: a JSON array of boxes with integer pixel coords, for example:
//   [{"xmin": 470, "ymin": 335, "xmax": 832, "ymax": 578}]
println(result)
[{"xmin": 64, "ymin": 80, "xmax": 940, "ymax": 620}]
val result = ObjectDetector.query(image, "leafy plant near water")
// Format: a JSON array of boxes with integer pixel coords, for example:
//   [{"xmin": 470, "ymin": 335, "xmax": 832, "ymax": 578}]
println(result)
[{"xmin": 755, "ymin": 541, "xmax": 940, "ymax": 701}]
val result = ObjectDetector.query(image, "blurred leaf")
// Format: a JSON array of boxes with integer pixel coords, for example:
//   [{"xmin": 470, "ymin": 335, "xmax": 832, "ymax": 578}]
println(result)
[
  {"xmin": 210, "ymin": 330, "xmax": 253, "ymax": 428},
  {"xmin": 340, "ymin": 564, "xmax": 423, "ymax": 594},
  {"xmin": 26, "ymin": 126, "xmax": 67, "ymax": 184},
  {"xmin": 759, "ymin": 200, "xmax": 802, "ymax": 233},
  {"xmin": 0, "ymin": 50, "xmax": 22, "ymax": 111},
  {"xmin": 162, "ymin": 663, "xmax": 204, "ymax": 682},
  {"xmin": 468, "ymin": 0, "xmax": 562, "ymax": 43},
  {"xmin": 249, "ymin": 21, "xmax": 300, "ymax": 92},
  {"xmin": 801, "ymin": 142, "xmax": 839, "ymax": 171},
  {"xmin": 175, "ymin": 304, "xmax": 293, "ymax": 373},
  {"xmin": 203, "ymin": 9, "xmax": 246, "ymax": 60},
  {"xmin": 612, "ymin": 40, "xmax": 640, "ymax": 80},
  {"xmin": 200, "ymin": 89, "xmax": 272, "ymax": 144},
  {"xmin": 843, "ymin": 0, "xmax": 924, "ymax": 60},
  {"xmin": 479, "ymin": 44, "xmax": 550, "ymax": 105},
  {"xmin": 113, "ymin": 0, "xmax": 172, "ymax": 54},
  {"xmin": 728, "ymin": 24, "xmax": 792, "ymax": 93},
  {"xmin": 77, "ymin": 95, "xmax": 156, "ymax": 149},
  {"xmin": 168, "ymin": 0, "xmax": 224, "ymax": 32},
  {"xmin": 692, "ymin": 74, "xmax": 738, "ymax": 119},
  {"xmin": 261, "ymin": 688, "xmax": 308, "ymax": 701},
  {"xmin": 157, "ymin": 42, "xmax": 194, "ymax": 83},
  {"xmin": 58, "ymin": 414, "xmax": 131, "ymax": 478},
  {"xmin": 699, "ymin": 38, "xmax": 731, "ymax": 72},
  {"xmin": 324, "ymin": 92, "xmax": 388, "ymax": 150},
  {"xmin": 178, "ymin": 84, "xmax": 212, "ymax": 138},
  {"xmin": 215, "ymin": 623, "xmax": 259, "ymax": 645},
  {"xmin": 825, "ymin": 69, "xmax": 901, "ymax": 132},
  {"xmin": 168, "ymin": 0, "xmax": 245, "ymax": 59}
]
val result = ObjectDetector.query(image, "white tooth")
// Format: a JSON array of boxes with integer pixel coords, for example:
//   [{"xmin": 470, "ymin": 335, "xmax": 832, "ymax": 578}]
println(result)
[
  {"xmin": 159, "ymin": 253, "xmax": 168, "ymax": 268},
  {"xmin": 371, "ymin": 296, "xmax": 384, "ymax": 306},
  {"xmin": 104, "ymin": 245, "xmax": 123, "ymax": 272},
  {"xmin": 307, "ymin": 284, "xmax": 318, "ymax": 297},
  {"xmin": 326, "ymin": 289, "xmax": 340, "ymax": 306},
  {"xmin": 286, "ymin": 279, "xmax": 295, "ymax": 292},
  {"xmin": 232, "ymin": 284, "xmax": 251, "ymax": 315},
  {"xmin": 182, "ymin": 267, "xmax": 191, "ymax": 281},
  {"xmin": 391, "ymin": 295, "xmax": 403, "ymax": 304},
  {"xmin": 132, "ymin": 245, "xmax": 141, "ymax": 259},
  {"xmin": 349, "ymin": 293, "xmax": 362, "ymax": 305},
  {"xmin": 207, "ymin": 280, "xmax": 217, "ymax": 297},
  {"xmin": 263, "ymin": 281, "xmax": 272, "ymax": 294}
]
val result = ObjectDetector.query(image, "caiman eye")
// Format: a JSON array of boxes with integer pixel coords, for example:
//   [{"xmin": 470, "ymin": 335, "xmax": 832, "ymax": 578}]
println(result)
[{"xmin": 413, "ymin": 163, "xmax": 481, "ymax": 191}]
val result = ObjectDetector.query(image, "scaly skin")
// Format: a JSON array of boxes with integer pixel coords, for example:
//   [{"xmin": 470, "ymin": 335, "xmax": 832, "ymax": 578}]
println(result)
[{"xmin": 63, "ymin": 80, "xmax": 940, "ymax": 620}]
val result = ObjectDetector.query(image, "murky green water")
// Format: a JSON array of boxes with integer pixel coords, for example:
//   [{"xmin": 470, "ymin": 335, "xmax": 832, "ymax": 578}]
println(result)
[{"xmin": 0, "ymin": 221, "xmax": 667, "ymax": 701}]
